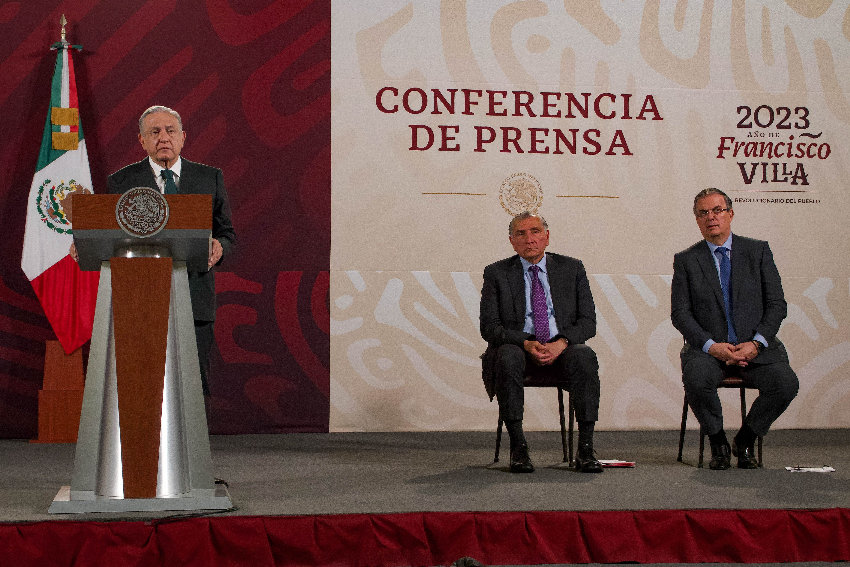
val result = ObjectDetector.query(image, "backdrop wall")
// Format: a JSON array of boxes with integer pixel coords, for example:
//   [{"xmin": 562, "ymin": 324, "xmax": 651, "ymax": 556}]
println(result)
[
  {"xmin": 330, "ymin": 0, "xmax": 850, "ymax": 431},
  {"xmin": 0, "ymin": 1, "xmax": 847, "ymax": 438}
]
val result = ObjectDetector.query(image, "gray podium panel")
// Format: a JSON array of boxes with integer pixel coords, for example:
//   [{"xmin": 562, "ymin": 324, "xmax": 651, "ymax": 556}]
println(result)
[{"xmin": 50, "ymin": 261, "xmax": 232, "ymax": 514}]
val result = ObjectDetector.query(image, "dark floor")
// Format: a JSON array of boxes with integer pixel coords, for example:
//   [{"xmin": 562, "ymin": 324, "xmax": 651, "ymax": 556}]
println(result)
[{"xmin": 0, "ymin": 429, "xmax": 847, "ymax": 523}]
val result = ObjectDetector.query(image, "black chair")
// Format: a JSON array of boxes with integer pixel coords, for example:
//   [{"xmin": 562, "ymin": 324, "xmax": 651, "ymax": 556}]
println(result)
[
  {"xmin": 677, "ymin": 372, "xmax": 763, "ymax": 468},
  {"xmin": 494, "ymin": 373, "xmax": 575, "ymax": 466}
]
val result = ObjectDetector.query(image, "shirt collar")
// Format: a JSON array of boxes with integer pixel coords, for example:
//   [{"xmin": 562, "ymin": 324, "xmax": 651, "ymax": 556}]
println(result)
[
  {"xmin": 148, "ymin": 156, "xmax": 182, "ymax": 178},
  {"xmin": 706, "ymin": 234, "xmax": 733, "ymax": 254},
  {"xmin": 520, "ymin": 254, "xmax": 547, "ymax": 274}
]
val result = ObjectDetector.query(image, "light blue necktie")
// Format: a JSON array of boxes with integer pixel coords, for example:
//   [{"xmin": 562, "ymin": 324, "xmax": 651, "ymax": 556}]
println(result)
[{"xmin": 715, "ymin": 247, "xmax": 737, "ymax": 343}]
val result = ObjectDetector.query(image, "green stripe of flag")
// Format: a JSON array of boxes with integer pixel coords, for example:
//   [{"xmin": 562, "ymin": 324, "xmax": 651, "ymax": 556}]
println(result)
[{"xmin": 35, "ymin": 47, "xmax": 84, "ymax": 172}]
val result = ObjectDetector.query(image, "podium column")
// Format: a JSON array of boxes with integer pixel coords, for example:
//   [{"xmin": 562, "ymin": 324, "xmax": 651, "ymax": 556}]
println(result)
[{"xmin": 111, "ymin": 256, "xmax": 172, "ymax": 499}]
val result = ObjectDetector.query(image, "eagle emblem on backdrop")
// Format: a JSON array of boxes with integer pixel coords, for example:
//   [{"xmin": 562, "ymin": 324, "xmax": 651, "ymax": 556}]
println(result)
[
  {"xmin": 36, "ymin": 178, "xmax": 92, "ymax": 235},
  {"xmin": 499, "ymin": 172, "xmax": 543, "ymax": 216}
]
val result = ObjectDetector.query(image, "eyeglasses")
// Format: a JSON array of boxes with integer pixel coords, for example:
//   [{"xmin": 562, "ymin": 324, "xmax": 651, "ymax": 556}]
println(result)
[
  {"xmin": 511, "ymin": 227, "xmax": 545, "ymax": 240},
  {"xmin": 143, "ymin": 127, "xmax": 182, "ymax": 139},
  {"xmin": 695, "ymin": 207, "xmax": 730, "ymax": 218}
]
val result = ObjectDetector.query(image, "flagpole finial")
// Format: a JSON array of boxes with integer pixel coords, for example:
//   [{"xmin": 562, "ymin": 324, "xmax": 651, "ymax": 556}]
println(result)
[{"xmin": 52, "ymin": 15, "xmax": 80, "ymax": 51}]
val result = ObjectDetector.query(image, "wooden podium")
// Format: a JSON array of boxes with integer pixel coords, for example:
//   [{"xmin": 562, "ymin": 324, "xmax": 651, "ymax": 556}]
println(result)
[{"xmin": 49, "ymin": 189, "xmax": 232, "ymax": 513}]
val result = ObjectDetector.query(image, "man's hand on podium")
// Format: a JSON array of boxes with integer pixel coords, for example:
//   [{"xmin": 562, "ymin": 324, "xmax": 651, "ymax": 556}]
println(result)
[
  {"xmin": 71, "ymin": 240, "xmax": 223, "ymax": 269},
  {"xmin": 209, "ymin": 238, "xmax": 223, "ymax": 269}
]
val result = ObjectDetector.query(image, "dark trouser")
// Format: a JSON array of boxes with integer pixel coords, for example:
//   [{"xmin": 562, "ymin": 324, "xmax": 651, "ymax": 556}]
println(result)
[
  {"xmin": 682, "ymin": 352, "xmax": 798, "ymax": 437},
  {"xmin": 194, "ymin": 320, "xmax": 215, "ymax": 396},
  {"xmin": 493, "ymin": 343, "xmax": 600, "ymax": 423}
]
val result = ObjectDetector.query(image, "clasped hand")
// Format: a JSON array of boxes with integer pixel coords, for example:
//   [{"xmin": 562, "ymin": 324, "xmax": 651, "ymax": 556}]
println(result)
[
  {"xmin": 524, "ymin": 337, "xmax": 568, "ymax": 366},
  {"xmin": 708, "ymin": 341, "xmax": 759, "ymax": 367}
]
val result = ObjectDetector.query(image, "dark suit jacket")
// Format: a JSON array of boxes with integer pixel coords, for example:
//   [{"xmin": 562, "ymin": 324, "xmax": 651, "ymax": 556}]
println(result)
[
  {"xmin": 479, "ymin": 252, "xmax": 597, "ymax": 398},
  {"xmin": 107, "ymin": 158, "xmax": 236, "ymax": 321},
  {"xmin": 671, "ymin": 234, "xmax": 788, "ymax": 364}
]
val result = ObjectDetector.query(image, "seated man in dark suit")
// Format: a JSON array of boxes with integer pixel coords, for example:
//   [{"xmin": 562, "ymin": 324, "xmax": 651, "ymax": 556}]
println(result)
[
  {"xmin": 108, "ymin": 105, "xmax": 236, "ymax": 396},
  {"xmin": 671, "ymin": 188, "xmax": 798, "ymax": 469},
  {"xmin": 480, "ymin": 211, "xmax": 602, "ymax": 473}
]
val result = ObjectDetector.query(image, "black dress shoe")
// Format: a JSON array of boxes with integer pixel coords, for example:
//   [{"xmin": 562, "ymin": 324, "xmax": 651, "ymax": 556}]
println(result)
[
  {"xmin": 574, "ymin": 443, "xmax": 603, "ymax": 473},
  {"xmin": 732, "ymin": 439, "xmax": 759, "ymax": 469},
  {"xmin": 510, "ymin": 443, "xmax": 534, "ymax": 473},
  {"xmin": 708, "ymin": 441, "xmax": 731, "ymax": 470}
]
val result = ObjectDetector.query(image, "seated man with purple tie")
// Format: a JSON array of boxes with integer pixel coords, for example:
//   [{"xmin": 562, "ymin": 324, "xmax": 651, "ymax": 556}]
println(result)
[
  {"xmin": 480, "ymin": 211, "xmax": 602, "ymax": 473},
  {"xmin": 671, "ymin": 188, "xmax": 798, "ymax": 470},
  {"xmin": 107, "ymin": 105, "xmax": 236, "ymax": 396}
]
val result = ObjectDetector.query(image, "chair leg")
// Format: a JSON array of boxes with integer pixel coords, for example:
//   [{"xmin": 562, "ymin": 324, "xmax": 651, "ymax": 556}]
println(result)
[
  {"xmin": 739, "ymin": 387, "xmax": 765, "ymax": 467},
  {"xmin": 494, "ymin": 419, "xmax": 503, "ymax": 463},
  {"xmin": 557, "ymin": 388, "xmax": 568, "ymax": 463},
  {"xmin": 698, "ymin": 432, "xmax": 705, "ymax": 468},
  {"xmin": 568, "ymin": 394, "xmax": 575, "ymax": 466},
  {"xmin": 678, "ymin": 394, "xmax": 689, "ymax": 462},
  {"xmin": 739, "ymin": 387, "xmax": 747, "ymax": 425}
]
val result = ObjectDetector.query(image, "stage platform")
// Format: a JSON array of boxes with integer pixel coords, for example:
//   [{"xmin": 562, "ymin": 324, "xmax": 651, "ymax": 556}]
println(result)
[{"xmin": 1, "ymin": 429, "xmax": 848, "ymax": 566}]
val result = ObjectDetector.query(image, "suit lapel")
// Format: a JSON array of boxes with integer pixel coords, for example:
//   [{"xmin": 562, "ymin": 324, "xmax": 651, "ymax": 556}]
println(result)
[
  {"xmin": 545, "ymin": 253, "xmax": 566, "ymax": 310},
  {"xmin": 177, "ymin": 159, "xmax": 193, "ymax": 193},
  {"xmin": 546, "ymin": 254, "xmax": 571, "ymax": 332},
  {"xmin": 507, "ymin": 256, "xmax": 526, "ymax": 322},
  {"xmin": 729, "ymin": 234, "xmax": 744, "ymax": 312},
  {"xmin": 134, "ymin": 160, "xmax": 158, "ymax": 190},
  {"xmin": 696, "ymin": 242, "xmax": 725, "ymax": 311}
]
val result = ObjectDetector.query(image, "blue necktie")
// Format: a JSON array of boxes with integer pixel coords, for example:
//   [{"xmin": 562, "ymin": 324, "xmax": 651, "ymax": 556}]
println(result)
[
  {"xmin": 161, "ymin": 169, "xmax": 178, "ymax": 194},
  {"xmin": 529, "ymin": 265, "xmax": 549, "ymax": 343},
  {"xmin": 715, "ymin": 247, "xmax": 737, "ymax": 343}
]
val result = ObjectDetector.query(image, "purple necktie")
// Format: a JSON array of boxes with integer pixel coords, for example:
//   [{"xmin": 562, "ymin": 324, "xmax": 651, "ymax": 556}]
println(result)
[{"xmin": 529, "ymin": 265, "xmax": 549, "ymax": 343}]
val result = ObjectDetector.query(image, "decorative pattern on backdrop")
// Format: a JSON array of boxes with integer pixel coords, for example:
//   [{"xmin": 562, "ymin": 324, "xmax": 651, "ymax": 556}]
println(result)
[
  {"xmin": 330, "ymin": 271, "xmax": 849, "ymax": 431},
  {"xmin": 0, "ymin": 1, "xmax": 330, "ymax": 437}
]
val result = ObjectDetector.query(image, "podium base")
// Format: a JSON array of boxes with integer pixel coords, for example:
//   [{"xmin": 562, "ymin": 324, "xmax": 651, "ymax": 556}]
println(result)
[{"xmin": 48, "ymin": 485, "xmax": 233, "ymax": 514}]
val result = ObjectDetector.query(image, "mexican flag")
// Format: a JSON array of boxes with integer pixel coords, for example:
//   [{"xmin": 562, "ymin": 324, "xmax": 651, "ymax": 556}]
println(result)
[{"xmin": 20, "ymin": 42, "xmax": 99, "ymax": 354}]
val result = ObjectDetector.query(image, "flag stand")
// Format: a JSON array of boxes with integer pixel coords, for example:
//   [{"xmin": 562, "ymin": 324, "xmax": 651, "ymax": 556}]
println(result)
[{"xmin": 31, "ymin": 340, "xmax": 84, "ymax": 443}]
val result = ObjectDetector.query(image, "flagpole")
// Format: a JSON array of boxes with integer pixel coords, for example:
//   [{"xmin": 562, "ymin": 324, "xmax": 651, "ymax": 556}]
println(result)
[
  {"xmin": 22, "ymin": 13, "xmax": 99, "ymax": 350},
  {"xmin": 27, "ymin": 14, "xmax": 92, "ymax": 443}
]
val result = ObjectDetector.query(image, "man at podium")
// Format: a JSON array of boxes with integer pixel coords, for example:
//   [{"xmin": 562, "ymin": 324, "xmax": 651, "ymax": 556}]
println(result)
[
  {"xmin": 107, "ymin": 105, "xmax": 236, "ymax": 395},
  {"xmin": 58, "ymin": 105, "xmax": 237, "ymax": 510}
]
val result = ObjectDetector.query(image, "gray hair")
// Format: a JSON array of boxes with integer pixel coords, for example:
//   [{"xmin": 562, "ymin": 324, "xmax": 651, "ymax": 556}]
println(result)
[
  {"xmin": 138, "ymin": 105, "xmax": 183, "ymax": 133},
  {"xmin": 693, "ymin": 187, "xmax": 732, "ymax": 214},
  {"xmin": 509, "ymin": 211, "xmax": 548, "ymax": 236}
]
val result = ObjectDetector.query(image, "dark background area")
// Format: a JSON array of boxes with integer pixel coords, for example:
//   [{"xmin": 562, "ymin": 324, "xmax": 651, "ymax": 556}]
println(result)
[{"xmin": 0, "ymin": 0, "xmax": 330, "ymax": 437}]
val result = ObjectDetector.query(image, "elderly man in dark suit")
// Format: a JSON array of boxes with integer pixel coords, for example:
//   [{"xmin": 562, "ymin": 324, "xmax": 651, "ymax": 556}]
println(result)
[
  {"xmin": 107, "ymin": 105, "xmax": 236, "ymax": 395},
  {"xmin": 672, "ymin": 188, "xmax": 798, "ymax": 470},
  {"xmin": 480, "ymin": 211, "xmax": 602, "ymax": 473}
]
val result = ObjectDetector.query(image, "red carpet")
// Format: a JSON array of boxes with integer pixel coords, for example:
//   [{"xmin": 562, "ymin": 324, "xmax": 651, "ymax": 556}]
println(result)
[{"xmin": 3, "ymin": 507, "xmax": 848, "ymax": 566}]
